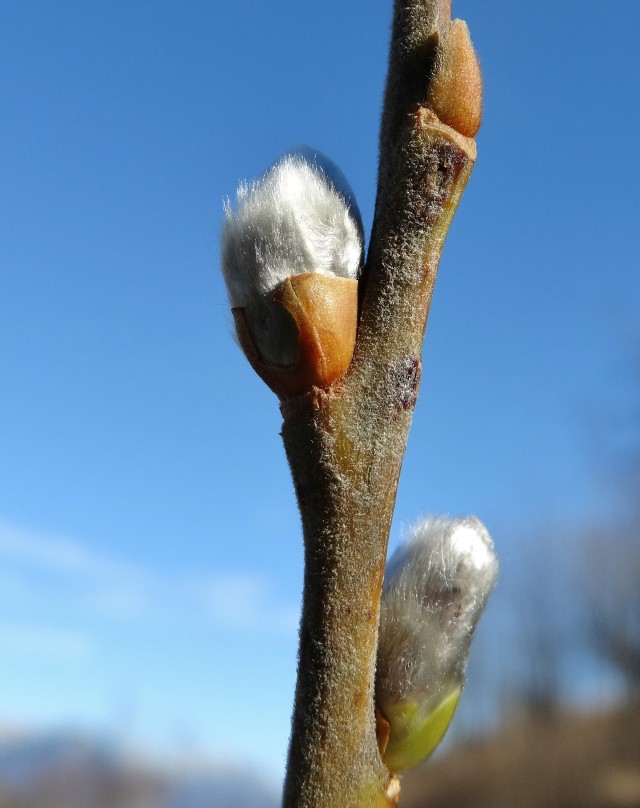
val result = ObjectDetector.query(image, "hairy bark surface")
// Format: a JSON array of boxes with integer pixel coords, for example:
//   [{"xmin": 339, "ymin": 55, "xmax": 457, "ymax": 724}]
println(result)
[{"xmin": 281, "ymin": 1, "xmax": 481, "ymax": 805}]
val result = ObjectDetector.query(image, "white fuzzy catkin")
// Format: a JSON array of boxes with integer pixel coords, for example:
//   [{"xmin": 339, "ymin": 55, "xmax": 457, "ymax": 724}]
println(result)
[
  {"xmin": 221, "ymin": 150, "xmax": 363, "ymax": 307},
  {"xmin": 376, "ymin": 515, "xmax": 499, "ymax": 708}
]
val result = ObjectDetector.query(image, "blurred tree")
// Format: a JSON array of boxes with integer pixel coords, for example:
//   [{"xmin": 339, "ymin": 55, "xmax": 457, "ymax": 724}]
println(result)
[
  {"xmin": 584, "ymin": 342, "xmax": 640, "ymax": 696},
  {"xmin": 504, "ymin": 528, "xmax": 584, "ymax": 720},
  {"xmin": 586, "ymin": 525, "xmax": 640, "ymax": 696}
]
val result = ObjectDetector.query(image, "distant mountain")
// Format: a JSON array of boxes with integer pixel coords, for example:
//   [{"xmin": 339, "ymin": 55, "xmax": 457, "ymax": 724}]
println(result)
[
  {"xmin": 0, "ymin": 730, "xmax": 278, "ymax": 808},
  {"xmin": 0, "ymin": 731, "xmax": 119, "ymax": 789}
]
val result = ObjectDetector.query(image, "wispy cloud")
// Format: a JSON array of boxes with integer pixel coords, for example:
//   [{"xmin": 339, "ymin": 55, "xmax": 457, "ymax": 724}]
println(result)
[
  {"xmin": 0, "ymin": 520, "xmax": 149, "ymax": 582},
  {"xmin": 200, "ymin": 573, "xmax": 299, "ymax": 635},
  {"xmin": 0, "ymin": 518, "xmax": 299, "ymax": 651},
  {"xmin": 0, "ymin": 625, "xmax": 93, "ymax": 661}
]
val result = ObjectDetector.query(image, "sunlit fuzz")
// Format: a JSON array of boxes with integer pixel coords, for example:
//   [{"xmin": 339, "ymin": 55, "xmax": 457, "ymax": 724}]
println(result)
[
  {"xmin": 220, "ymin": 151, "xmax": 363, "ymax": 393},
  {"xmin": 376, "ymin": 515, "xmax": 498, "ymax": 773},
  {"xmin": 221, "ymin": 150, "xmax": 363, "ymax": 304},
  {"xmin": 221, "ymin": 152, "xmax": 362, "ymax": 359}
]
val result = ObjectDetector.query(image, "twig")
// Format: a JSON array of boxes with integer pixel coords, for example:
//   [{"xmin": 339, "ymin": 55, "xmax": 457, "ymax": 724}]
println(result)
[{"xmin": 279, "ymin": 2, "xmax": 482, "ymax": 805}]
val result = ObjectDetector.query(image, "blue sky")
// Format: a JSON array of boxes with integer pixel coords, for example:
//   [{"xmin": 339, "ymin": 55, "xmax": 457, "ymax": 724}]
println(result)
[{"xmin": 1, "ymin": 0, "xmax": 639, "ymax": 788}]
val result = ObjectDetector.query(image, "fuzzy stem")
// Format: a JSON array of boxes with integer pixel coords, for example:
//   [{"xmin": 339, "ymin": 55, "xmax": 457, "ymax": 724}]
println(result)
[{"xmin": 281, "ymin": 2, "xmax": 479, "ymax": 806}]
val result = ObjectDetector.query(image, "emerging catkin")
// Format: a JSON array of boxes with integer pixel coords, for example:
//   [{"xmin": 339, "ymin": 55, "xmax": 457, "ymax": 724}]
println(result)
[
  {"xmin": 221, "ymin": 153, "xmax": 362, "ymax": 303},
  {"xmin": 376, "ymin": 515, "xmax": 498, "ymax": 772},
  {"xmin": 221, "ymin": 152, "xmax": 362, "ymax": 365}
]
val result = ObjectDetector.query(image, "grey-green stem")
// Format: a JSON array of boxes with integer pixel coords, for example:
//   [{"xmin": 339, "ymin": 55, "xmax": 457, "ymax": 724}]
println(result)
[{"xmin": 280, "ymin": 2, "xmax": 479, "ymax": 806}]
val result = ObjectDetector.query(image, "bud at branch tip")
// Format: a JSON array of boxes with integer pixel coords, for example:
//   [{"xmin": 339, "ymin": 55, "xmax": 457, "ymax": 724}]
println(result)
[{"xmin": 427, "ymin": 19, "xmax": 482, "ymax": 138}]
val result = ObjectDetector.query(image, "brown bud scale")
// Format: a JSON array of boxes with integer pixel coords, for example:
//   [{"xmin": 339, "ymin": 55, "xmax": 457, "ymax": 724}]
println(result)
[
  {"xmin": 427, "ymin": 19, "xmax": 482, "ymax": 138},
  {"xmin": 233, "ymin": 274, "xmax": 358, "ymax": 398}
]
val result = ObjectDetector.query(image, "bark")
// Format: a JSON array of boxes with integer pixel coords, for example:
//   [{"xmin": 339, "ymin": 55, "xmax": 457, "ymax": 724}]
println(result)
[{"xmin": 280, "ymin": 2, "xmax": 481, "ymax": 805}]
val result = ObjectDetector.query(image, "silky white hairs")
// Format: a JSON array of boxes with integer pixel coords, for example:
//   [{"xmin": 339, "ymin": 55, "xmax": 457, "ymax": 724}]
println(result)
[
  {"xmin": 220, "ymin": 149, "xmax": 363, "ymax": 367},
  {"xmin": 220, "ymin": 149, "xmax": 363, "ymax": 308},
  {"xmin": 376, "ymin": 515, "xmax": 498, "ymax": 708}
]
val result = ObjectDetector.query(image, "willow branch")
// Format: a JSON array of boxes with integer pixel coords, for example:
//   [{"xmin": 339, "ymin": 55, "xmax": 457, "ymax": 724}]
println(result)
[{"xmin": 280, "ymin": 2, "xmax": 481, "ymax": 806}]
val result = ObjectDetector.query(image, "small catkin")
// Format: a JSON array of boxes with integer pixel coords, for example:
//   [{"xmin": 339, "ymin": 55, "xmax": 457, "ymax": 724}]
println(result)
[
  {"xmin": 221, "ymin": 151, "xmax": 363, "ymax": 306},
  {"xmin": 377, "ymin": 515, "xmax": 498, "ymax": 709},
  {"xmin": 220, "ymin": 150, "xmax": 363, "ymax": 368}
]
